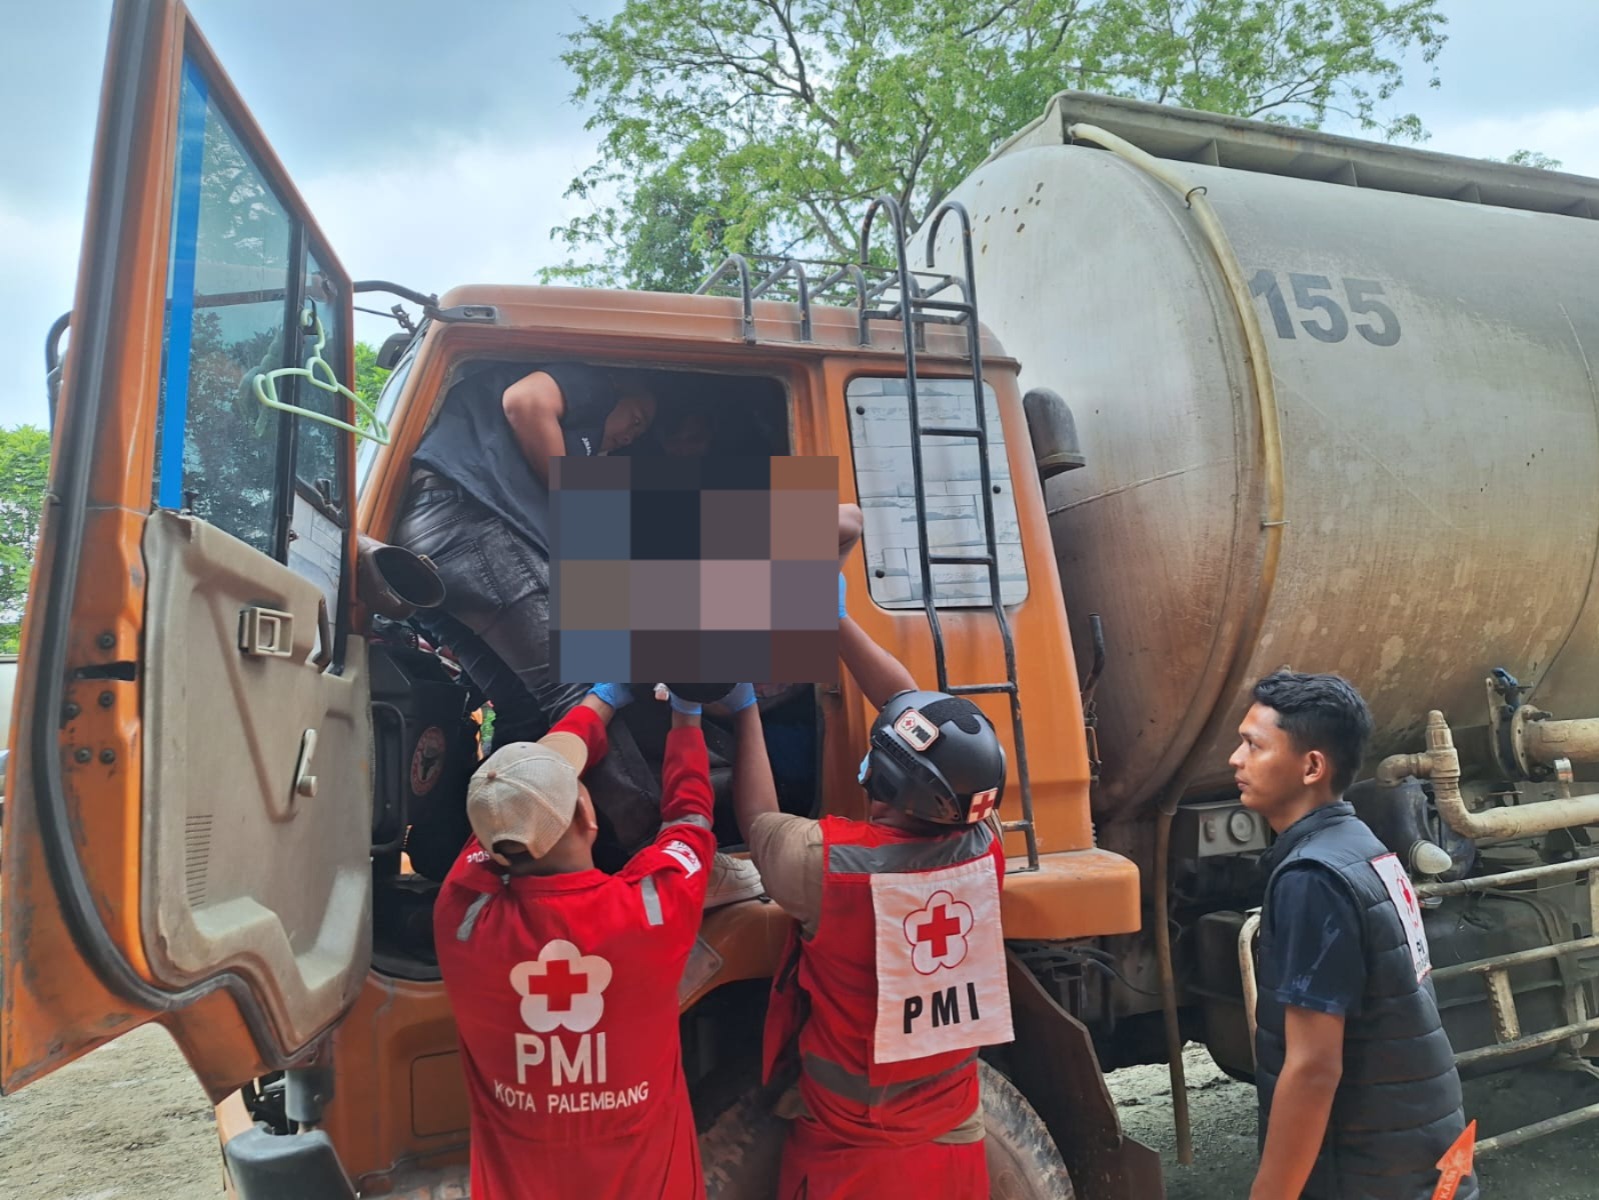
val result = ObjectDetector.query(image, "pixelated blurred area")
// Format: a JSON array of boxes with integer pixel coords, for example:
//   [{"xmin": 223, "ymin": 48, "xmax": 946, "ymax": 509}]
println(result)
[{"xmin": 551, "ymin": 453, "xmax": 839, "ymax": 685}]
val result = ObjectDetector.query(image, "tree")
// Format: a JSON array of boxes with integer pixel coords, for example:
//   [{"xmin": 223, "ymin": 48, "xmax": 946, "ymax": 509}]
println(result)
[
  {"xmin": 354, "ymin": 341, "xmax": 388, "ymax": 407},
  {"xmin": 544, "ymin": 171, "xmax": 753, "ymax": 293},
  {"xmin": 1499, "ymin": 149, "xmax": 1563, "ymax": 171},
  {"xmin": 0, "ymin": 425, "xmax": 52, "ymax": 654},
  {"xmin": 553, "ymin": 0, "xmax": 1448, "ymax": 287}
]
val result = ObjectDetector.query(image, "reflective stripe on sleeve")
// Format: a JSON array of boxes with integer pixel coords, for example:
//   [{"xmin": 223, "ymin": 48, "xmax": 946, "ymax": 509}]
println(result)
[
  {"xmin": 641, "ymin": 874, "xmax": 665, "ymax": 927},
  {"xmin": 455, "ymin": 893, "xmax": 492, "ymax": 942}
]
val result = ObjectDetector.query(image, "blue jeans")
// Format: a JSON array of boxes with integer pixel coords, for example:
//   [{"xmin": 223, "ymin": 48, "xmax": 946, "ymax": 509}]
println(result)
[{"xmin": 393, "ymin": 478, "xmax": 663, "ymax": 853}]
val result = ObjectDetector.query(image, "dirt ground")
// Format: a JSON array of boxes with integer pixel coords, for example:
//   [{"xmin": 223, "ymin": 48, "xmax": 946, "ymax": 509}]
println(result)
[
  {"xmin": 0, "ymin": 1026, "xmax": 223, "ymax": 1200},
  {"xmin": 1111, "ymin": 1045, "xmax": 1599, "ymax": 1199},
  {"xmin": 4, "ymin": 1030, "xmax": 1599, "ymax": 1197}
]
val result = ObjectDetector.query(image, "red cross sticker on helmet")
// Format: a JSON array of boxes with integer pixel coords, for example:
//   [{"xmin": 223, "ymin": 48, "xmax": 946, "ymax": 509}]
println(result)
[
  {"xmin": 967, "ymin": 788, "xmax": 999, "ymax": 824},
  {"xmin": 893, "ymin": 708, "xmax": 941, "ymax": 752}
]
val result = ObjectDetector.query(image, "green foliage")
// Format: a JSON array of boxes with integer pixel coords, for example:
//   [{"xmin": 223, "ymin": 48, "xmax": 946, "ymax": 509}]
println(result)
[
  {"xmin": 1499, "ymin": 149, "xmax": 1563, "ymax": 171},
  {"xmin": 355, "ymin": 341, "xmax": 391, "ymax": 434},
  {"xmin": 544, "ymin": 171, "xmax": 753, "ymax": 292},
  {"xmin": 552, "ymin": 0, "xmax": 1448, "ymax": 286},
  {"xmin": 0, "ymin": 425, "xmax": 52, "ymax": 654}
]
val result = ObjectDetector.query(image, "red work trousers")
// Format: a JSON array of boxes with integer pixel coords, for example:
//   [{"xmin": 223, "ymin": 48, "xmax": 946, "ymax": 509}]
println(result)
[{"xmin": 777, "ymin": 1117, "xmax": 988, "ymax": 1199}]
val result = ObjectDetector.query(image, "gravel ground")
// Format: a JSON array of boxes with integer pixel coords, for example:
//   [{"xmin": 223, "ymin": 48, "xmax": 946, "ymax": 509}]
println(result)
[
  {"xmin": 0, "ymin": 1026, "xmax": 222, "ymax": 1200},
  {"xmin": 5, "ymin": 1030, "xmax": 1599, "ymax": 1197},
  {"xmin": 1110, "ymin": 1044, "xmax": 1599, "ymax": 1199}
]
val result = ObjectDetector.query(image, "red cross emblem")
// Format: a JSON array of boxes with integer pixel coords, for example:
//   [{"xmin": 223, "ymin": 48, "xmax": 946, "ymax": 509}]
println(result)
[
  {"xmin": 967, "ymin": 787, "xmax": 998, "ymax": 824},
  {"xmin": 524, "ymin": 958, "xmax": 586, "ymax": 1013},
  {"xmin": 510, "ymin": 940, "xmax": 613, "ymax": 1033},
  {"xmin": 903, "ymin": 890, "xmax": 975, "ymax": 974}
]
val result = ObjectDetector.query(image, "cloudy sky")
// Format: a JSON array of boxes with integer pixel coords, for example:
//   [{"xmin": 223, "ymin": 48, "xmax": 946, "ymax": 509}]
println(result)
[{"xmin": 3, "ymin": 0, "xmax": 1597, "ymax": 430}]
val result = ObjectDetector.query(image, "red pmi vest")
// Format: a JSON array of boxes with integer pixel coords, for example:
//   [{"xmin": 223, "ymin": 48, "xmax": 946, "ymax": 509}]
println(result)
[
  {"xmin": 433, "ymin": 719, "xmax": 715, "ymax": 1200},
  {"xmin": 763, "ymin": 815, "xmax": 1013, "ymax": 1146}
]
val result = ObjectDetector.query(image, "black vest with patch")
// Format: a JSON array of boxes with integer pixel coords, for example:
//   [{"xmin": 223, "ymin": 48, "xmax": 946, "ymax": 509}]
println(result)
[{"xmin": 1255, "ymin": 801, "xmax": 1477, "ymax": 1200}]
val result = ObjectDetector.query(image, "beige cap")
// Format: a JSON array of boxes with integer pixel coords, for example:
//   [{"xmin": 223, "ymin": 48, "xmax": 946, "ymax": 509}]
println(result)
[{"xmin": 466, "ymin": 731, "xmax": 590, "ymax": 864}]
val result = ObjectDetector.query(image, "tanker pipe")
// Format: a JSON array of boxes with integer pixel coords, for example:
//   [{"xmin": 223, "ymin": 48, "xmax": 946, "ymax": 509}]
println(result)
[
  {"xmin": 1152, "ymin": 807, "xmax": 1192, "ymax": 1164},
  {"xmin": 1380, "ymin": 711, "xmax": 1599, "ymax": 841},
  {"xmin": 1069, "ymin": 119, "xmax": 1289, "ymax": 1169},
  {"xmin": 1374, "ymin": 753, "xmax": 1433, "ymax": 786},
  {"xmin": 1521, "ymin": 717, "xmax": 1599, "ymax": 769}
]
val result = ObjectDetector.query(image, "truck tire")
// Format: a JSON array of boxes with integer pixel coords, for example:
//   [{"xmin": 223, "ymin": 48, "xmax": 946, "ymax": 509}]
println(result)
[
  {"xmin": 700, "ymin": 1085, "xmax": 785, "ymax": 1200},
  {"xmin": 980, "ymin": 1061, "xmax": 1076, "ymax": 1200},
  {"xmin": 699, "ymin": 1063, "xmax": 1075, "ymax": 1200}
]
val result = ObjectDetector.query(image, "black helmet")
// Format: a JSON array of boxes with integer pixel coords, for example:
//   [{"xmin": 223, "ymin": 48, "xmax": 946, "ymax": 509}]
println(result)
[{"xmin": 860, "ymin": 690, "xmax": 1006, "ymax": 825}]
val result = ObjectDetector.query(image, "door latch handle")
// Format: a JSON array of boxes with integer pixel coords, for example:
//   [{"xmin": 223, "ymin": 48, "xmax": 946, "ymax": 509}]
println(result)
[{"xmin": 239, "ymin": 607, "xmax": 295, "ymax": 657}]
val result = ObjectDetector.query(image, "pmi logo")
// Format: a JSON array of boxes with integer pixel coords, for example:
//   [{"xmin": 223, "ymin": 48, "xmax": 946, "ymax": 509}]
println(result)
[
  {"xmin": 511, "ymin": 940, "xmax": 614, "ymax": 1034},
  {"xmin": 902, "ymin": 890, "xmax": 974, "ymax": 975}
]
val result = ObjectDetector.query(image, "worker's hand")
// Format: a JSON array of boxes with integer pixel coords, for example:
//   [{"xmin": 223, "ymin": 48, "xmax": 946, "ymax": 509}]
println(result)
[
  {"xmin": 655, "ymin": 685, "xmax": 704, "ymax": 717},
  {"xmin": 719, "ymin": 683, "xmax": 758, "ymax": 713},
  {"xmin": 587, "ymin": 683, "xmax": 635, "ymax": 711},
  {"xmin": 838, "ymin": 502, "xmax": 863, "ymax": 565}
]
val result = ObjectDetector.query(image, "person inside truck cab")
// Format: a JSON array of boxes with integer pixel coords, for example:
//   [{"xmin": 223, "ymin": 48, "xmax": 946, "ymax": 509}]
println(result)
[
  {"xmin": 661, "ymin": 400, "xmax": 717, "ymax": 457},
  {"xmin": 729, "ymin": 504, "xmax": 1013, "ymax": 1199},
  {"xmin": 1235, "ymin": 672, "xmax": 1476, "ymax": 1200},
  {"xmin": 433, "ymin": 679, "xmax": 755, "ymax": 1200},
  {"xmin": 393, "ymin": 363, "xmax": 675, "ymax": 860}
]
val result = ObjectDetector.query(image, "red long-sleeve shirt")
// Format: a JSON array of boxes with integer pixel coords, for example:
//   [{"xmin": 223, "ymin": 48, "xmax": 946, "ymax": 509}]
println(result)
[{"xmin": 434, "ymin": 707, "xmax": 716, "ymax": 1200}]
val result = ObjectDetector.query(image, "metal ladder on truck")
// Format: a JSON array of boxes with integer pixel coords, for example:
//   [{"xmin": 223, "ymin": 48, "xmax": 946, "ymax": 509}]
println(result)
[
  {"xmin": 693, "ymin": 207, "xmax": 1039, "ymax": 870},
  {"xmin": 854, "ymin": 197, "xmax": 1038, "ymax": 872}
]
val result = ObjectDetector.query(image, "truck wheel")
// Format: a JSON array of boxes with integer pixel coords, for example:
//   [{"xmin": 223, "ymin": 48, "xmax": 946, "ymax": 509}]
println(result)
[
  {"xmin": 700, "ymin": 1085, "xmax": 785, "ymax": 1200},
  {"xmin": 699, "ymin": 1065, "xmax": 1074, "ymax": 1200},
  {"xmin": 981, "ymin": 1061, "xmax": 1076, "ymax": 1199}
]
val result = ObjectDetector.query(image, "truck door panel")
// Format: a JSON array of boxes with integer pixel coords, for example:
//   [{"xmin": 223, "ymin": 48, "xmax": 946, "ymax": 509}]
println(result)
[
  {"xmin": 2, "ymin": 0, "xmax": 371, "ymax": 1095},
  {"xmin": 141, "ymin": 512, "xmax": 371, "ymax": 1047}
]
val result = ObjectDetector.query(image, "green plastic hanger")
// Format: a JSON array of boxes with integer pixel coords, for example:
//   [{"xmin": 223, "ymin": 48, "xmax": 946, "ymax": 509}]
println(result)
[{"xmin": 252, "ymin": 303, "xmax": 391, "ymax": 445}]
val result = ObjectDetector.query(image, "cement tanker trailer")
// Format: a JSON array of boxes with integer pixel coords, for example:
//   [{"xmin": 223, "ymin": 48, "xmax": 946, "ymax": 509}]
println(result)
[{"xmin": 924, "ymin": 93, "xmax": 1599, "ymax": 1158}]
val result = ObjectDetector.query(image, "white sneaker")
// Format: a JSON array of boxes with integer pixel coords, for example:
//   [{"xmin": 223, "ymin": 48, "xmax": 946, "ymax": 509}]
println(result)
[{"xmin": 704, "ymin": 852, "xmax": 765, "ymax": 910}]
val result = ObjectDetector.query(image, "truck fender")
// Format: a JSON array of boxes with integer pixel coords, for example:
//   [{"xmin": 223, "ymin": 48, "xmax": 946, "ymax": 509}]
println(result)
[{"xmin": 1003, "ymin": 950, "xmax": 1166, "ymax": 1200}]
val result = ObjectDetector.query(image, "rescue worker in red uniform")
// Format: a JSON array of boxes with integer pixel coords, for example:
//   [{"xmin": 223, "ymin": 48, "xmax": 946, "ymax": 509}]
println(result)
[
  {"xmin": 434, "ymin": 680, "xmax": 755, "ymax": 1200},
  {"xmin": 732, "ymin": 504, "xmax": 1013, "ymax": 1198}
]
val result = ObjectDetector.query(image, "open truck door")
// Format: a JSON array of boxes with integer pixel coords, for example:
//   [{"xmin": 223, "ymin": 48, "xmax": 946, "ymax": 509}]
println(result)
[{"xmin": 2, "ymin": 0, "xmax": 373, "ymax": 1102}]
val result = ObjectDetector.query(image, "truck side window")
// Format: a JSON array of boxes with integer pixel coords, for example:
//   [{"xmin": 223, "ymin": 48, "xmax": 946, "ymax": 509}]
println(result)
[
  {"xmin": 846, "ymin": 377, "xmax": 1027, "ymax": 609},
  {"xmin": 151, "ymin": 61, "xmax": 350, "ymax": 628},
  {"xmin": 152, "ymin": 67, "xmax": 292, "ymax": 556},
  {"xmin": 293, "ymin": 251, "xmax": 345, "ymax": 505}
]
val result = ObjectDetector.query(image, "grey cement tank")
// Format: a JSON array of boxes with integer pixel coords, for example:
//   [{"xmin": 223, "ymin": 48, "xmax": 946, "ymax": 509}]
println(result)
[{"xmin": 922, "ymin": 93, "xmax": 1599, "ymax": 819}]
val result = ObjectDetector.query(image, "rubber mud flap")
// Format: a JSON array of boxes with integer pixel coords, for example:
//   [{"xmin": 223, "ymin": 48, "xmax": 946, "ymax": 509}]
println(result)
[{"xmin": 224, "ymin": 1124, "xmax": 358, "ymax": 1200}]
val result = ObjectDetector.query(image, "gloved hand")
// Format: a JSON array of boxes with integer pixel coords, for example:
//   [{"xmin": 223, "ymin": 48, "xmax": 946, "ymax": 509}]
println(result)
[
  {"xmin": 838, "ymin": 572, "xmax": 849, "ymax": 620},
  {"xmin": 656, "ymin": 685, "xmax": 703, "ymax": 716},
  {"xmin": 587, "ymin": 683, "xmax": 635, "ymax": 711},
  {"xmin": 720, "ymin": 683, "xmax": 758, "ymax": 713}
]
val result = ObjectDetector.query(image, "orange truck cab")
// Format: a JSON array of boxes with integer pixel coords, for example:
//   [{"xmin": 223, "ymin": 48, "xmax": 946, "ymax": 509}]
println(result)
[{"xmin": 2, "ymin": 2, "xmax": 1151, "ymax": 1196}]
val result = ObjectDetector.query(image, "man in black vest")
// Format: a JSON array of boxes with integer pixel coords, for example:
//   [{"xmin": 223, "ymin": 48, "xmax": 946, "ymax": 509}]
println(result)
[
  {"xmin": 1235, "ymin": 671, "xmax": 1476, "ymax": 1200},
  {"xmin": 396, "ymin": 363, "xmax": 657, "ymax": 750}
]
